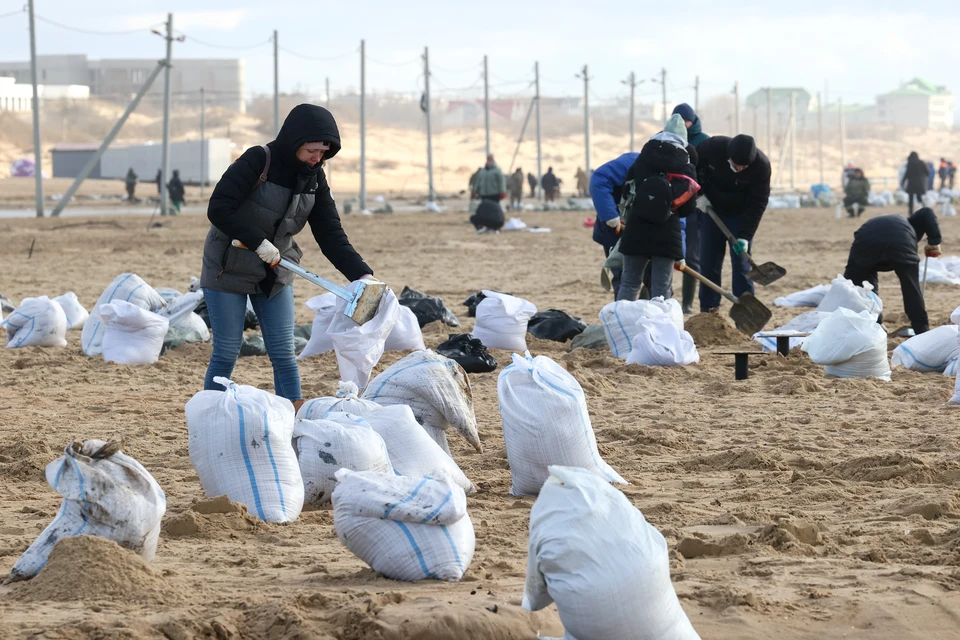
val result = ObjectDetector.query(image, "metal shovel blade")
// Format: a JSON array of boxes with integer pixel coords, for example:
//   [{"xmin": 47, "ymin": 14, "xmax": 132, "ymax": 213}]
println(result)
[
  {"xmin": 347, "ymin": 280, "xmax": 389, "ymax": 325},
  {"xmin": 746, "ymin": 261, "xmax": 787, "ymax": 286},
  {"xmin": 729, "ymin": 292, "xmax": 772, "ymax": 334}
]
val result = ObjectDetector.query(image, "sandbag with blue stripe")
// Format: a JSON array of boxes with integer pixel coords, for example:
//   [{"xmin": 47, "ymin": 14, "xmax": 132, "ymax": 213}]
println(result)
[{"xmin": 81, "ymin": 273, "xmax": 165, "ymax": 357}]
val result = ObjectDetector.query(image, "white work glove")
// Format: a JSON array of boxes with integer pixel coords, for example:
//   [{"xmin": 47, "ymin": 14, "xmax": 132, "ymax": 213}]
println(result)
[
  {"xmin": 255, "ymin": 239, "xmax": 281, "ymax": 267},
  {"xmin": 605, "ymin": 217, "xmax": 621, "ymax": 229}
]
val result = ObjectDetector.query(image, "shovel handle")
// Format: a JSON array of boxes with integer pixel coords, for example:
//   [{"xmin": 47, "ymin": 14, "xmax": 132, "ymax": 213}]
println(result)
[
  {"xmin": 230, "ymin": 239, "xmax": 354, "ymax": 302},
  {"xmin": 676, "ymin": 263, "xmax": 739, "ymax": 305},
  {"xmin": 703, "ymin": 207, "xmax": 760, "ymax": 269}
]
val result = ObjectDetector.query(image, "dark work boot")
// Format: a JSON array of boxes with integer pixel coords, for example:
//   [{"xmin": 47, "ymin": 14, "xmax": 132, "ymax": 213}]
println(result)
[{"xmin": 681, "ymin": 273, "xmax": 696, "ymax": 314}]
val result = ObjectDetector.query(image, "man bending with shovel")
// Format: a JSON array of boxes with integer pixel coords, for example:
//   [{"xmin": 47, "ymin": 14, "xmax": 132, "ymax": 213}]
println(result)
[{"xmin": 695, "ymin": 134, "xmax": 771, "ymax": 315}]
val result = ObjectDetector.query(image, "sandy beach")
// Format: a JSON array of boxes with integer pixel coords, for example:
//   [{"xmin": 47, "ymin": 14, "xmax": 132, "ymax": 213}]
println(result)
[{"xmin": 1, "ymin": 203, "xmax": 960, "ymax": 639}]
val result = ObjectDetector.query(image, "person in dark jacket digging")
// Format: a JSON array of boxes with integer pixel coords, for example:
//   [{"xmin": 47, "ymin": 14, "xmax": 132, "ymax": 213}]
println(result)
[
  {"xmin": 696, "ymin": 134, "xmax": 771, "ymax": 314},
  {"xmin": 167, "ymin": 169, "xmax": 185, "ymax": 215},
  {"xmin": 199, "ymin": 103, "xmax": 375, "ymax": 409},
  {"xmin": 902, "ymin": 151, "xmax": 929, "ymax": 214},
  {"xmin": 843, "ymin": 168, "xmax": 870, "ymax": 217},
  {"xmin": 617, "ymin": 130, "xmax": 700, "ymax": 301},
  {"xmin": 843, "ymin": 208, "xmax": 942, "ymax": 334},
  {"xmin": 672, "ymin": 103, "xmax": 710, "ymax": 313}
]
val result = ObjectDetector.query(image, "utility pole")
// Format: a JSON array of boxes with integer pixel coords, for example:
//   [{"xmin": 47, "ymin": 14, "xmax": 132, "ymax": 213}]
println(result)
[
  {"xmin": 27, "ymin": 0, "xmax": 43, "ymax": 217},
  {"xmin": 273, "ymin": 30, "xmax": 279, "ymax": 136},
  {"xmin": 483, "ymin": 55, "xmax": 490, "ymax": 157},
  {"xmin": 577, "ymin": 65, "xmax": 590, "ymax": 173},
  {"xmin": 790, "ymin": 91, "xmax": 797, "ymax": 190},
  {"xmin": 622, "ymin": 72, "xmax": 637, "ymax": 153},
  {"xmin": 160, "ymin": 13, "xmax": 174, "ymax": 217},
  {"xmin": 839, "ymin": 96, "xmax": 846, "ymax": 169},
  {"xmin": 423, "ymin": 46, "xmax": 435, "ymax": 202},
  {"xmin": 817, "ymin": 91, "xmax": 824, "ymax": 185},
  {"xmin": 661, "ymin": 68, "xmax": 667, "ymax": 124},
  {"xmin": 359, "ymin": 40, "xmax": 366, "ymax": 212},
  {"xmin": 535, "ymin": 62, "xmax": 543, "ymax": 201},
  {"xmin": 766, "ymin": 87, "xmax": 772, "ymax": 158},
  {"xmin": 694, "ymin": 75, "xmax": 700, "ymax": 113},
  {"xmin": 733, "ymin": 81, "xmax": 740, "ymax": 134},
  {"xmin": 200, "ymin": 87, "xmax": 205, "ymax": 201},
  {"xmin": 325, "ymin": 76, "xmax": 331, "ymax": 186}
]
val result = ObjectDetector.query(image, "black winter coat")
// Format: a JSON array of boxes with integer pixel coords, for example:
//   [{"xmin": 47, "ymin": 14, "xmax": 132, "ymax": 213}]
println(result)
[
  {"xmin": 168, "ymin": 176, "xmax": 185, "ymax": 201},
  {"xmin": 847, "ymin": 209, "xmax": 942, "ymax": 270},
  {"xmin": 206, "ymin": 104, "xmax": 371, "ymax": 285},
  {"xmin": 618, "ymin": 139, "xmax": 697, "ymax": 260},
  {"xmin": 902, "ymin": 153, "xmax": 929, "ymax": 195},
  {"xmin": 696, "ymin": 136, "xmax": 771, "ymax": 240}
]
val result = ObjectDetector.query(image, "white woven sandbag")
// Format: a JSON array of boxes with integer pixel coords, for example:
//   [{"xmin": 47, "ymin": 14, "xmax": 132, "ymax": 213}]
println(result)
[
  {"xmin": 498, "ymin": 352, "xmax": 626, "ymax": 496},
  {"xmin": 626, "ymin": 314, "xmax": 699, "ymax": 367},
  {"xmin": 154, "ymin": 287, "xmax": 183, "ymax": 303},
  {"xmin": 363, "ymin": 350, "xmax": 481, "ymax": 453},
  {"xmin": 185, "ymin": 377, "xmax": 304, "ymax": 523},
  {"xmin": 332, "ymin": 469, "xmax": 474, "ymax": 582},
  {"xmin": 773, "ymin": 284, "xmax": 831, "ymax": 308},
  {"xmin": 384, "ymin": 306, "xmax": 426, "ymax": 352},
  {"xmin": 472, "ymin": 291, "xmax": 537, "ymax": 351},
  {"xmin": 298, "ymin": 381, "xmax": 383, "ymax": 421},
  {"xmin": 327, "ymin": 284, "xmax": 400, "ymax": 389},
  {"xmin": 82, "ymin": 274, "xmax": 166, "ymax": 356},
  {"xmin": 599, "ymin": 298, "xmax": 682, "ymax": 360},
  {"xmin": 1, "ymin": 296, "xmax": 68, "ymax": 348},
  {"xmin": 816, "ymin": 274, "xmax": 883, "ymax": 315},
  {"xmin": 100, "ymin": 301, "xmax": 170, "ymax": 365},
  {"xmin": 345, "ymin": 405, "xmax": 473, "ymax": 494},
  {"xmin": 523, "ymin": 466, "xmax": 700, "ymax": 640},
  {"xmin": 803, "ymin": 308, "xmax": 891, "ymax": 380},
  {"xmin": 293, "ymin": 415, "xmax": 393, "ymax": 505},
  {"xmin": 891, "ymin": 325, "xmax": 960, "ymax": 372},
  {"xmin": 753, "ymin": 310, "xmax": 831, "ymax": 352},
  {"xmin": 53, "ymin": 292, "xmax": 89, "ymax": 330},
  {"xmin": 157, "ymin": 291, "xmax": 204, "ymax": 326},
  {"xmin": 298, "ymin": 293, "xmax": 338, "ymax": 359},
  {"xmin": 8, "ymin": 440, "xmax": 166, "ymax": 582}
]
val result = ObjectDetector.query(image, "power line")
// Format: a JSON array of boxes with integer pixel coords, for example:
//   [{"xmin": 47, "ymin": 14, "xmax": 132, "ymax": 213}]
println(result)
[
  {"xmin": 34, "ymin": 14, "xmax": 152, "ymax": 35},
  {"xmin": 367, "ymin": 55, "xmax": 421, "ymax": 67},
  {"xmin": 0, "ymin": 7, "xmax": 23, "ymax": 18},
  {"xmin": 279, "ymin": 45, "xmax": 357, "ymax": 62},
  {"xmin": 430, "ymin": 61, "xmax": 482, "ymax": 74},
  {"xmin": 179, "ymin": 32, "xmax": 271, "ymax": 50}
]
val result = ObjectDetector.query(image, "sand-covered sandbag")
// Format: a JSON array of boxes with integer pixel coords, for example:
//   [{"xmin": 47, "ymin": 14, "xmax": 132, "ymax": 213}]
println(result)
[
  {"xmin": 298, "ymin": 293, "xmax": 338, "ymax": 359},
  {"xmin": 363, "ymin": 350, "xmax": 481, "ymax": 454},
  {"xmin": 802, "ymin": 308, "xmax": 891, "ymax": 380},
  {"xmin": 891, "ymin": 325, "xmax": 960, "ymax": 372},
  {"xmin": 345, "ymin": 406, "xmax": 473, "ymax": 494},
  {"xmin": 100, "ymin": 301, "xmax": 170, "ymax": 365},
  {"xmin": 498, "ymin": 352, "xmax": 626, "ymax": 496},
  {"xmin": 298, "ymin": 381, "xmax": 383, "ymax": 421},
  {"xmin": 626, "ymin": 314, "xmax": 700, "ymax": 367},
  {"xmin": 523, "ymin": 465, "xmax": 700, "ymax": 640},
  {"xmin": 82, "ymin": 274, "xmax": 166, "ymax": 356},
  {"xmin": 816, "ymin": 274, "xmax": 883, "ymax": 315},
  {"xmin": 186, "ymin": 377, "xmax": 303, "ymax": 523},
  {"xmin": 773, "ymin": 284, "xmax": 830, "ymax": 308},
  {"xmin": 293, "ymin": 415, "xmax": 393, "ymax": 505},
  {"xmin": 8, "ymin": 440, "xmax": 166, "ymax": 582},
  {"xmin": 1, "ymin": 295, "xmax": 68, "ymax": 348},
  {"xmin": 600, "ymin": 297, "xmax": 683, "ymax": 359},
  {"xmin": 472, "ymin": 291, "xmax": 537, "ymax": 352},
  {"xmin": 53, "ymin": 292, "xmax": 89, "ymax": 330},
  {"xmin": 327, "ymin": 285, "xmax": 400, "ymax": 389},
  {"xmin": 753, "ymin": 310, "xmax": 831, "ymax": 352},
  {"xmin": 332, "ymin": 469, "xmax": 474, "ymax": 582},
  {"xmin": 384, "ymin": 306, "xmax": 426, "ymax": 352}
]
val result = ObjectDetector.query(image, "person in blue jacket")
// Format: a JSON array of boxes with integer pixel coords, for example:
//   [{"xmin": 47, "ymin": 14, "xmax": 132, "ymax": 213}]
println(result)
[
  {"xmin": 590, "ymin": 152, "xmax": 638, "ymax": 298},
  {"xmin": 672, "ymin": 103, "xmax": 709, "ymax": 313}
]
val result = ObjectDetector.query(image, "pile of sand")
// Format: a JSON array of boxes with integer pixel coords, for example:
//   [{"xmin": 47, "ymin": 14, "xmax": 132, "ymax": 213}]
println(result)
[
  {"xmin": 11, "ymin": 536, "xmax": 179, "ymax": 603},
  {"xmin": 685, "ymin": 313, "xmax": 750, "ymax": 347},
  {"xmin": 162, "ymin": 495, "xmax": 261, "ymax": 538}
]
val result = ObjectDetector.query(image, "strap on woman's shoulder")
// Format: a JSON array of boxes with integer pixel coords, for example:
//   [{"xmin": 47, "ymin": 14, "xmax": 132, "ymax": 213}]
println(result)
[{"xmin": 259, "ymin": 145, "xmax": 271, "ymax": 185}]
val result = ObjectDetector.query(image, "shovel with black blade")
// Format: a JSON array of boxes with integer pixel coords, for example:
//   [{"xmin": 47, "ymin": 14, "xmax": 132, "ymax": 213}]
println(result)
[
  {"xmin": 675, "ymin": 262, "xmax": 772, "ymax": 334},
  {"xmin": 704, "ymin": 207, "xmax": 786, "ymax": 286}
]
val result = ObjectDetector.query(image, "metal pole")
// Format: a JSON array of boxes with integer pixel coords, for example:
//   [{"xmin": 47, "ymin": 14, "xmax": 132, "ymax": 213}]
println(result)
[
  {"xmin": 483, "ymin": 54, "xmax": 490, "ymax": 157},
  {"xmin": 27, "ymin": 0, "xmax": 43, "ymax": 217},
  {"xmin": 661, "ymin": 68, "xmax": 667, "ymax": 124},
  {"xmin": 581, "ymin": 65, "xmax": 590, "ymax": 174},
  {"xmin": 160, "ymin": 13, "xmax": 173, "ymax": 217},
  {"xmin": 628, "ymin": 72, "xmax": 636, "ymax": 153},
  {"xmin": 507, "ymin": 97, "xmax": 536, "ymax": 174},
  {"xmin": 200, "ymin": 86, "xmax": 205, "ymax": 201},
  {"xmin": 733, "ymin": 81, "xmax": 740, "ymax": 134},
  {"xmin": 325, "ymin": 76, "xmax": 331, "ymax": 187},
  {"xmin": 790, "ymin": 91, "xmax": 797, "ymax": 190},
  {"xmin": 694, "ymin": 75, "xmax": 699, "ymax": 113},
  {"xmin": 424, "ymin": 46, "xmax": 435, "ymax": 202},
  {"xmin": 359, "ymin": 40, "xmax": 366, "ymax": 212},
  {"xmin": 273, "ymin": 30, "xmax": 279, "ymax": 136},
  {"xmin": 51, "ymin": 61, "xmax": 166, "ymax": 217},
  {"xmin": 839, "ymin": 97, "xmax": 846, "ymax": 169},
  {"xmin": 535, "ymin": 61, "xmax": 542, "ymax": 201},
  {"xmin": 817, "ymin": 91, "xmax": 824, "ymax": 185},
  {"xmin": 766, "ymin": 87, "xmax": 772, "ymax": 160}
]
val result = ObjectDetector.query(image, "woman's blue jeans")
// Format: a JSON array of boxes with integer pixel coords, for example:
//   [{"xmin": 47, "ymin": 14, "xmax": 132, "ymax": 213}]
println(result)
[{"xmin": 203, "ymin": 286, "xmax": 302, "ymax": 401}]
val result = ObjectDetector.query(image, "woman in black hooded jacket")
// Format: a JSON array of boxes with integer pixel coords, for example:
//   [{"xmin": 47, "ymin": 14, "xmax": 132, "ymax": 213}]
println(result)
[
  {"xmin": 199, "ymin": 104, "xmax": 374, "ymax": 408},
  {"xmin": 616, "ymin": 134, "xmax": 699, "ymax": 301},
  {"xmin": 902, "ymin": 151, "xmax": 929, "ymax": 214}
]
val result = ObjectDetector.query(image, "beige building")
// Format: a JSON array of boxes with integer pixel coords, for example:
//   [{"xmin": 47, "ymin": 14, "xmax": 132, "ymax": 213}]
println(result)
[
  {"xmin": 877, "ymin": 78, "xmax": 954, "ymax": 130},
  {"xmin": 0, "ymin": 76, "xmax": 89, "ymax": 112}
]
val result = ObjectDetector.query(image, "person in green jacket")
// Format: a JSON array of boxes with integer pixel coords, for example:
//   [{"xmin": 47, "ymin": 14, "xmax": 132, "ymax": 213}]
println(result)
[
  {"xmin": 475, "ymin": 154, "xmax": 506, "ymax": 203},
  {"xmin": 672, "ymin": 103, "xmax": 709, "ymax": 313},
  {"xmin": 843, "ymin": 168, "xmax": 870, "ymax": 217}
]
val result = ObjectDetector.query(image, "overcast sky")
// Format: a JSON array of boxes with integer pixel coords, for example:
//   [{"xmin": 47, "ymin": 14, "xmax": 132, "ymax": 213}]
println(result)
[{"xmin": 1, "ymin": 0, "xmax": 957, "ymax": 106}]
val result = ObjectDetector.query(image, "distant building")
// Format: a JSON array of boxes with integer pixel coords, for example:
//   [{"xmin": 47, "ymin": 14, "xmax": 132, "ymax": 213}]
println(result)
[
  {"xmin": 0, "ymin": 76, "xmax": 89, "ymax": 112},
  {"xmin": 51, "ymin": 138, "xmax": 233, "ymax": 184},
  {"xmin": 876, "ymin": 78, "xmax": 954, "ymax": 130},
  {"xmin": 745, "ymin": 88, "xmax": 817, "ymax": 118},
  {"xmin": 0, "ymin": 55, "xmax": 245, "ymax": 112}
]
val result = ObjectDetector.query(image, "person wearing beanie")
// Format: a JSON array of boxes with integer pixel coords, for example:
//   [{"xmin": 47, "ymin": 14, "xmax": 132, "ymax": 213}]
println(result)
[
  {"xmin": 844, "ymin": 208, "xmax": 942, "ymax": 334},
  {"xmin": 695, "ymin": 134, "xmax": 771, "ymax": 314},
  {"xmin": 672, "ymin": 103, "xmax": 710, "ymax": 148}
]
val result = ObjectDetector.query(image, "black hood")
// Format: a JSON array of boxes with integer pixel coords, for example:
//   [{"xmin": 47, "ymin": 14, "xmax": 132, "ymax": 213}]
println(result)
[
  {"xmin": 638, "ymin": 139, "xmax": 690, "ymax": 173},
  {"xmin": 275, "ymin": 104, "xmax": 342, "ymax": 162}
]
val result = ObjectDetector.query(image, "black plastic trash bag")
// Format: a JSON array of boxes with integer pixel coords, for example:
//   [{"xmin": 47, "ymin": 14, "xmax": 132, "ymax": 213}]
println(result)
[
  {"xmin": 527, "ymin": 309, "xmax": 587, "ymax": 342},
  {"xmin": 240, "ymin": 333, "xmax": 266, "ymax": 357},
  {"xmin": 463, "ymin": 290, "xmax": 513, "ymax": 318},
  {"xmin": 436, "ymin": 333, "xmax": 498, "ymax": 374},
  {"xmin": 195, "ymin": 298, "xmax": 259, "ymax": 331},
  {"xmin": 399, "ymin": 286, "xmax": 460, "ymax": 328}
]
